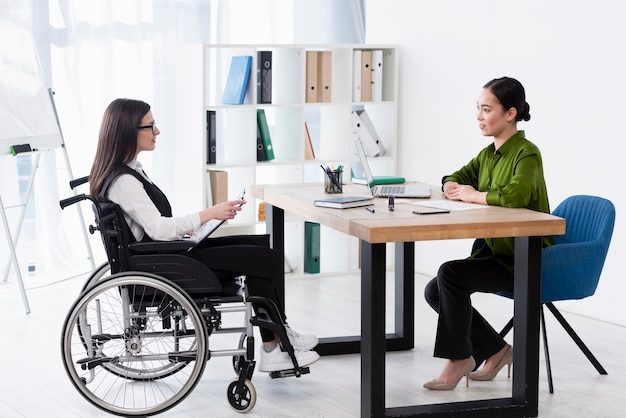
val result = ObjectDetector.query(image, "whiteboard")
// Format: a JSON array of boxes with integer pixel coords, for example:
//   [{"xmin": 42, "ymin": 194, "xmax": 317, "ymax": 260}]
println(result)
[{"xmin": 0, "ymin": 3, "xmax": 62, "ymax": 155}]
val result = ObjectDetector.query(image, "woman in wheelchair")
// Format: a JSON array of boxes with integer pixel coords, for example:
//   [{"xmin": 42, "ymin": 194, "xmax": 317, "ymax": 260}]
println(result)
[{"xmin": 88, "ymin": 98, "xmax": 319, "ymax": 373}]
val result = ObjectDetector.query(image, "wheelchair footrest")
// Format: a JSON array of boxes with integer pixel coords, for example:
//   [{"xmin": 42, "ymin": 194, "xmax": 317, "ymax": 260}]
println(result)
[
  {"xmin": 269, "ymin": 366, "xmax": 310, "ymax": 379},
  {"xmin": 77, "ymin": 356, "xmax": 118, "ymax": 370},
  {"xmin": 168, "ymin": 351, "xmax": 198, "ymax": 362}
]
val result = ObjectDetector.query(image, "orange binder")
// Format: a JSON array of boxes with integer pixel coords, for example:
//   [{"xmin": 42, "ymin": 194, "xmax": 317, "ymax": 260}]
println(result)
[
  {"xmin": 306, "ymin": 51, "xmax": 319, "ymax": 103},
  {"xmin": 318, "ymin": 51, "xmax": 332, "ymax": 102}
]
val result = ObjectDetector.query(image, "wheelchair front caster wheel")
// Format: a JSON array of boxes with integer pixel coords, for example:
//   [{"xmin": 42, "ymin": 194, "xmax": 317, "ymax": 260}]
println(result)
[{"xmin": 227, "ymin": 378, "xmax": 256, "ymax": 413}]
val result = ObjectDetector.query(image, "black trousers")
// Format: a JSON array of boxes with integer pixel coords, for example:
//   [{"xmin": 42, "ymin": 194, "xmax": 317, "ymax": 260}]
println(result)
[
  {"xmin": 424, "ymin": 255, "xmax": 514, "ymax": 367},
  {"xmin": 187, "ymin": 234, "xmax": 284, "ymax": 342}
]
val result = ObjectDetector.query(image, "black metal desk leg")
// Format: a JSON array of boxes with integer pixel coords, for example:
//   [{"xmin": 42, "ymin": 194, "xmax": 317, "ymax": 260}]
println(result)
[
  {"xmin": 266, "ymin": 204, "xmax": 285, "ymax": 312},
  {"xmin": 361, "ymin": 241, "xmax": 387, "ymax": 418},
  {"xmin": 394, "ymin": 242, "xmax": 415, "ymax": 350},
  {"xmin": 513, "ymin": 235, "xmax": 542, "ymax": 417}
]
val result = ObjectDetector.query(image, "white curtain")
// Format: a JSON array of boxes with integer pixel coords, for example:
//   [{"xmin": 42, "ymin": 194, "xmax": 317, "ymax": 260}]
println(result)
[
  {"xmin": 8, "ymin": 0, "xmax": 364, "ymax": 285},
  {"xmin": 215, "ymin": 0, "xmax": 365, "ymax": 44}
]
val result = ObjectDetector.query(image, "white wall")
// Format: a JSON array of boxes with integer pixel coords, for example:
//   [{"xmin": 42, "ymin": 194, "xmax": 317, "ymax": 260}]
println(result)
[{"xmin": 366, "ymin": 0, "xmax": 626, "ymax": 325}]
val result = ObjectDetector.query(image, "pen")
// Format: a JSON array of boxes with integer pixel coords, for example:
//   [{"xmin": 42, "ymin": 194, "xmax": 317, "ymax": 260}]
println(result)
[
  {"xmin": 388, "ymin": 195, "xmax": 395, "ymax": 211},
  {"xmin": 365, "ymin": 207, "xmax": 375, "ymax": 213}
]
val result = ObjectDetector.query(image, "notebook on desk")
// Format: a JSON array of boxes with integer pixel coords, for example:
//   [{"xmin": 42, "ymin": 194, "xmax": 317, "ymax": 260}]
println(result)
[{"xmin": 355, "ymin": 137, "xmax": 431, "ymax": 198}]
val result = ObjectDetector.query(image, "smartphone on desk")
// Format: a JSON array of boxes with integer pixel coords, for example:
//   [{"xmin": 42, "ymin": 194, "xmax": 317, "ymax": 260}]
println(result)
[{"xmin": 412, "ymin": 206, "xmax": 450, "ymax": 215}]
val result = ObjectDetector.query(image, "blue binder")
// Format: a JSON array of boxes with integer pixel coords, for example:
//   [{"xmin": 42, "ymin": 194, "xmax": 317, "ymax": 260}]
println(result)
[{"xmin": 222, "ymin": 56, "xmax": 252, "ymax": 105}]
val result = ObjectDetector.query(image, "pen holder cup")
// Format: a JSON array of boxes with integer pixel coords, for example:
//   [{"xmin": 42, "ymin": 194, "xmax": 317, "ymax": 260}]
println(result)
[{"xmin": 324, "ymin": 170, "xmax": 343, "ymax": 194}]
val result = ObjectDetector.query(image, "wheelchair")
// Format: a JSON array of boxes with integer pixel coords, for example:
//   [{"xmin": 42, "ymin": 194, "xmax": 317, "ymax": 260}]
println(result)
[{"xmin": 59, "ymin": 179, "xmax": 311, "ymax": 416}]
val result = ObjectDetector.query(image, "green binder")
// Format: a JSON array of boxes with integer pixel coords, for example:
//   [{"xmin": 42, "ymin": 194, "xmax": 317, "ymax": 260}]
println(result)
[
  {"xmin": 256, "ymin": 109, "xmax": 274, "ymax": 160},
  {"xmin": 304, "ymin": 221, "xmax": 320, "ymax": 274}
]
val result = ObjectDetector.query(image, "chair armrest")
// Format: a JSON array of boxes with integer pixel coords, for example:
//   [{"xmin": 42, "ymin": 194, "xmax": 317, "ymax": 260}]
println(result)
[{"xmin": 128, "ymin": 240, "xmax": 196, "ymax": 254}]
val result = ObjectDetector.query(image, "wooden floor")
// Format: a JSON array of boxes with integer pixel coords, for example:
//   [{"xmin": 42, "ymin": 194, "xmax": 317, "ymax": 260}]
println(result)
[{"xmin": 1, "ymin": 271, "xmax": 625, "ymax": 417}]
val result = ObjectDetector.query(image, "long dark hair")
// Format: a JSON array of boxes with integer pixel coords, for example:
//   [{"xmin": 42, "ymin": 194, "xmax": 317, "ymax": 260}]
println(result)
[
  {"xmin": 483, "ymin": 77, "xmax": 531, "ymax": 122},
  {"xmin": 89, "ymin": 98, "xmax": 151, "ymax": 200}
]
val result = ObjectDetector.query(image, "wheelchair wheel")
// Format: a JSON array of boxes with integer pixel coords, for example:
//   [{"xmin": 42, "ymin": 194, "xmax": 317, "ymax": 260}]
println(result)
[
  {"xmin": 227, "ymin": 378, "xmax": 256, "ymax": 413},
  {"xmin": 80, "ymin": 261, "xmax": 111, "ymax": 294},
  {"xmin": 61, "ymin": 272, "xmax": 208, "ymax": 416}
]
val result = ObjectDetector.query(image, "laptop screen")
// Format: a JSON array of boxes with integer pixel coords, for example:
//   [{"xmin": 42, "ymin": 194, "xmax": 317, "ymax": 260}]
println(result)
[{"xmin": 354, "ymin": 137, "xmax": 377, "ymax": 189}]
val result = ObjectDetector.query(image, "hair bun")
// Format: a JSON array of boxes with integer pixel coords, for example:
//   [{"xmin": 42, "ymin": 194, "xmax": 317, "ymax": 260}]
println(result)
[{"xmin": 520, "ymin": 102, "xmax": 531, "ymax": 122}]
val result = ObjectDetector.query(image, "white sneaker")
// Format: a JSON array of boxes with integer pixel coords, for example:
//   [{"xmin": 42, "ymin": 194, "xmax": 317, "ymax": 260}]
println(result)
[
  {"xmin": 285, "ymin": 325, "xmax": 319, "ymax": 352},
  {"xmin": 258, "ymin": 344, "xmax": 320, "ymax": 372}
]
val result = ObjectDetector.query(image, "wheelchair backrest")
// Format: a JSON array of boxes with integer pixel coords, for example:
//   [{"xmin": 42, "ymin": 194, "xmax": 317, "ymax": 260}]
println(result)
[{"xmin": 94, "ymin": 200, "xmax": 135, "ymax": 274}]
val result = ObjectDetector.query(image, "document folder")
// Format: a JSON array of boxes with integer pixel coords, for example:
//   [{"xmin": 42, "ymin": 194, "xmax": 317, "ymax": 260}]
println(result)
[
  {"xmin": 352, "ymin": 109, "xmax": 385, "ymax": 157},
  {"xmin": 319, "ymin": 51, "xmax": 332, "ymax": 102},
  {"xmin": 256, "ymin": 109, "xmax": 275, "ymax": 160},
  {"xmin": 360, "ymin": 50, "xmax": 372, "ymax": 102},
  {"xmin": 206, "ymin": 110, "xmax": 216, "ymax": 164},
  {"xmin": 353, "ymin": 50, "xmax": 362, "ymax": 102},
  {"xmin": 257, "ymin": 50, "xmax": 272, "ymax": 104},
  {"xmin": 306, "ymin": 51, "xmax": 319, "ymax": 103},
  {"xmin": 222, "ymin": 56, "xmax": 252, "ymax": 105},
  {"xmin": 304, "ymin": 221, "xmax": 320, "ymax": 274},
  {"xmin": 371, "ymin": 50, "xmax": 383, "ymax": 102}
]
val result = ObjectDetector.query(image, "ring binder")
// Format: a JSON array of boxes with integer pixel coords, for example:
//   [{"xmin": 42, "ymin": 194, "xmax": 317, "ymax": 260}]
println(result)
[{"xmin": 257, "ymin": 51, "xmax": 272, "ymax": 104}]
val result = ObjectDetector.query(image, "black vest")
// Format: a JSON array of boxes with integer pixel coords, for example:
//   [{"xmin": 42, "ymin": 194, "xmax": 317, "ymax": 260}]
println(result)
[{"xmin": 100, "ymin": 165, "xmax": 173, "ymax": 241}]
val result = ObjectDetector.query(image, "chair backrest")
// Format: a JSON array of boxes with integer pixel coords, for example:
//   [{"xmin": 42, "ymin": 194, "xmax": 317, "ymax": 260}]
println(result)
[
  {"xmin": 551, "ymin": 195, "xmax": 615, "ymax": 247},
  {"xmin": 94, "ymin": 201, "xmax": 135, "ymax": 274},
  {"xmin": 488, "ymin": 195, "xmax": 615, "ymax": 303},
  {"xmin": 541, "ymin": 195, "xmax": 615, "ymax": 302}
]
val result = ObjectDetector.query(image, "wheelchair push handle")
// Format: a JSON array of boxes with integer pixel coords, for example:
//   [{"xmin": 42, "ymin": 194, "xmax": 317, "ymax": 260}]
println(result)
[
  {"xmin": 69, "ymin": 175, "xmax": 89, "ymax": 190},
  {"xmin": 60, "ymin": 194, "xmax": 86, "ymax": 209},
  {"xmin": 59, "ymin": 193, "xmax": 98, "ymax": 211}
]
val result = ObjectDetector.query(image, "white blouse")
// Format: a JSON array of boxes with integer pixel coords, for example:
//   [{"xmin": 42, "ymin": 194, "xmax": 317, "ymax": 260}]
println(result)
[{"xmin": 106, "ymin": 160, "xmax": 201, "ymax": 241}]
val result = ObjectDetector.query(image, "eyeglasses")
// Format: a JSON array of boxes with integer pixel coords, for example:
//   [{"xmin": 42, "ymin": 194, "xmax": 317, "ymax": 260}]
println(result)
[{"xmin": 138, "ymin": 122, "xmax": 157, "ymax": 134}]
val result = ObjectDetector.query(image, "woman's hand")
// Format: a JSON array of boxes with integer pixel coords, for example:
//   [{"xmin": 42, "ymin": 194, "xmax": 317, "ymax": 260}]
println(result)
[
  {"xmin": 443, "ymin": 182, "xmax": 487, "ymax": 204},
  {"xmin": 444, "ymin": 182, "xmax": 474, "ymax": 201},
  {"xmin": 199, "ymin": 199, "xmax": 246, "ymax": 224}
]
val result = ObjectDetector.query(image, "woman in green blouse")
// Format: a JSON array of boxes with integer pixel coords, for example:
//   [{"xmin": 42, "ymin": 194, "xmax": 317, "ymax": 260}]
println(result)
[{"xmin": 422, "ymin": 77, "xmax": 552, "ymax": 390}]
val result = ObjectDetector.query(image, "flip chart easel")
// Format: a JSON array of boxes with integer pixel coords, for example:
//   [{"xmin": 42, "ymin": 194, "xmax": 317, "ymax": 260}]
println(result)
[{"xmin": 0, "ymin": 90, "xmax": 96, "ymax": 314}]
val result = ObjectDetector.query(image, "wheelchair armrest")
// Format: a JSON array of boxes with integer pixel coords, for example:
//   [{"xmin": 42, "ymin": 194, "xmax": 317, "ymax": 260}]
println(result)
[{"xmin": 128, "ymin": 240, "xmax": 197, "ymax": 254}]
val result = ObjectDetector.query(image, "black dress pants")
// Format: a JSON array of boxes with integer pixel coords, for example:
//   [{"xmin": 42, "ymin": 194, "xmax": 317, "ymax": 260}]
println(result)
[
  {"xmin": 188, "ymin": 234, "xmax": 284, "ymax": 342},
  {"xmin": 424, "ymin": 255, "xmax": 514, "ymax": 367}
]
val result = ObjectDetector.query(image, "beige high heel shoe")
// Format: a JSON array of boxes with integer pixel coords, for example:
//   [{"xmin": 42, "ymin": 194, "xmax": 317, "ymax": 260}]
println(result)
[
  {"xmin": 423, "ymin": 356, "xmax": 476, "ymax": 390},
  {"xmin": 469, "ymin": 345, "xmax": 513, "ymax": 381}
]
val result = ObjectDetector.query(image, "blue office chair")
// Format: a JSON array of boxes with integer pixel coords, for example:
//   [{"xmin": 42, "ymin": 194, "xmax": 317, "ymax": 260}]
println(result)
[{"xmin": 474, "ymin": 195, "xmax": 615, "ymax": 393}]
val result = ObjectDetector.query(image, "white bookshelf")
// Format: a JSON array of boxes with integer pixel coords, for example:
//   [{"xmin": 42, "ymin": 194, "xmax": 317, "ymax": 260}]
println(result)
[{"xmin": 202, "ymin": 44, "xmax": 399, "ymax": 274}]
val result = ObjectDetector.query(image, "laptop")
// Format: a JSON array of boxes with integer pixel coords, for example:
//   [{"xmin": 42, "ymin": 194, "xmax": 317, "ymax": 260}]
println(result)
[{"xmin": 355, "ymin": 138, "xmax": 431, "ymax": 198}]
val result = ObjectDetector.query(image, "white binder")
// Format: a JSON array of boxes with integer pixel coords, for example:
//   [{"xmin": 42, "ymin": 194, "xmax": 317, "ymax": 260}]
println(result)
[
  {"xmin": 371, "ymin": 50, "xmax": 384, "ymax": 102},
  {"xmin": 351, "ymin": 109, "xmax": 385, "ymax": 157},
  {"xmin": 353, "ymin": 50, "xmax": 362, "ymax": 102}
]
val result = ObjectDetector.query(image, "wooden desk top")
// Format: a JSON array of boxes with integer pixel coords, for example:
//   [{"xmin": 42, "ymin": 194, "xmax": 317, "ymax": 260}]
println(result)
[{"xmin": 252, "ymin": 183, "xmax": 566, "ymax": 244}]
